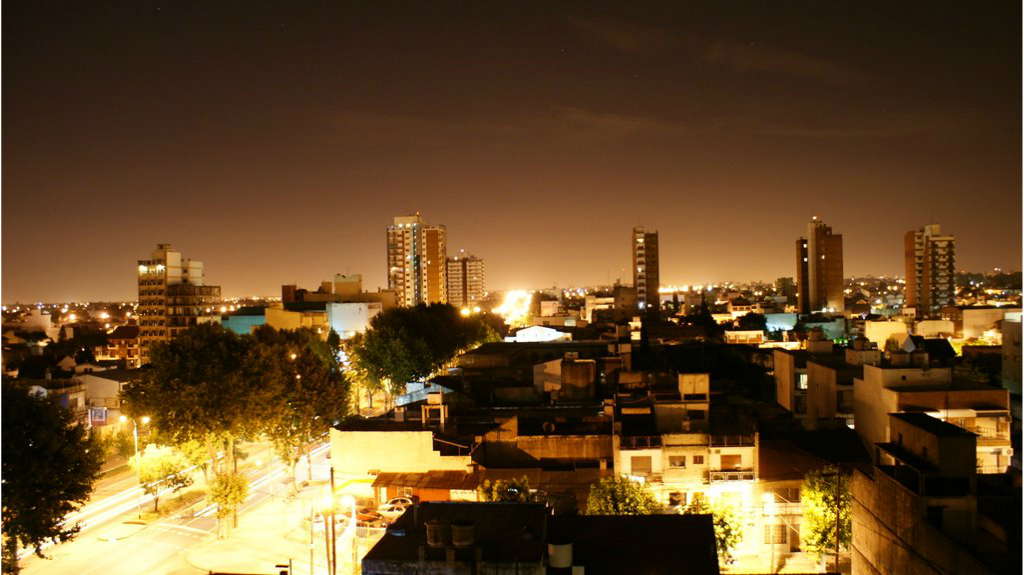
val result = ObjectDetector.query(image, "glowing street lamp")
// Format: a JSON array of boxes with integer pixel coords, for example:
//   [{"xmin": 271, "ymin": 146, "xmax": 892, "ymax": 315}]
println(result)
[{"xmin": 120, "ymin": 415, "xmax": 151, "ymax": 517}]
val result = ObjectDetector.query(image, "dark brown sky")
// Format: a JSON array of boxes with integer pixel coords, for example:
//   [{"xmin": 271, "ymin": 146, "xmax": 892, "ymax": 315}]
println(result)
[{"xmin": 4, "ymin": 1, "xmax": 1021, "ymax": 302}]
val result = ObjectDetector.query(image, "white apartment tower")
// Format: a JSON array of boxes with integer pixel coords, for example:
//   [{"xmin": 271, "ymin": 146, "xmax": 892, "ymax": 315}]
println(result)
[
  {"xmin": 137, "ymin": 244, "xmax": 221, "ymax": 364},
  {"xmin": 447, "ymin": 250, "xmax": 485, "ymax": 309},
  {"xmin": 386, "ymin": 213, "xmax": 447, "ymax": 306}
]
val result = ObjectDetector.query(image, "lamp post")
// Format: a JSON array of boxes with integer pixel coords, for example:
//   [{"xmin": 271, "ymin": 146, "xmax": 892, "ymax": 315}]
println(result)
[
  {"xmin": 762, "ymin": 492, "xmax": 776, "ymax": 575},
  {"xmin": 119, "ymin": 415, "xmax": 150, "ymax": 517}
]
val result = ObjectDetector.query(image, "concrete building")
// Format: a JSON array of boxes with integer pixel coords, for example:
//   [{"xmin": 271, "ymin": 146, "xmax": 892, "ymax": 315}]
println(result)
[
  {"xmin": 136, "ymin": 244, "xmax": 221, "ymax": 364},
  {"xmin": 905, "ymin": 224, "xmax": 956, "ymax": 318},
  {"xmin": 264, "ymin": 300, "xmax": 383, "ymax": 340},
  {"xmin": 446, "ymin": 250, "xmax": 485, "ymax": 309},
  {"xmin": 104, "ymin": 324, "xmax": 141, "ymax": 368},
  {"xmin": 387, "ymin": 213, "xmax": 447, "ymax": 306},
  {"xmin": 362, "ymin": 502, "xmax": 720, "ymax": 575},
  {"xmin": 796, "ymin": 217, "xmax": 844, "ymax": 314},
  {"xmin": 632, "ymin": 227, "xmax": 660, "ymax": 316},
  {"xmin": 853, "ymin": 360, "xmax": 1012, "ymax": 474},
  {"xmin": 852, "ymin": 413, "xmax": 1006, "ymax": 575}
]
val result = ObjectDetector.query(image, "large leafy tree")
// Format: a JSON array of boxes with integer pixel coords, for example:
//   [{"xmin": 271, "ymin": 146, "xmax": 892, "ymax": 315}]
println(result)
[
  {"xmin": 584, "ymin": 476, "xmax": 661, "ymax": 515},
  {"xmin": 801, "ymin": 465, "xmax": 852, "ymax": 562},
  {"xmin": 350, "ymin": 304, "xmax": 500, "ymax": 402},
  {"xmin": 2, "ymin": 382, "xmax": 103, "ymax": 573},
  {"xmin": 478, "ymin": 476, "xmax": 538, "ymax": 503},
  {"xmin": 683, "ymin": 496, "xmax": 744, "ymax": 564},
  {"xmin": 252, "ymin": 326, "xmax": 350, "ymax": 490},
  {"xmin": 122, "ymin": 324, "xmax": 273, "ymax": 532}
]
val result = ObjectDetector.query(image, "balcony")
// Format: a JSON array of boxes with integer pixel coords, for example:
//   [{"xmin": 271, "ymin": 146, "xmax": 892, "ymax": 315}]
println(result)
[
  {"xmin": 709, "ymin": 434, "xmax": 755, "ymax": 447},
  {"xmin": 707, "ymin": 468, "xmax": 756, "ymax": 483},
  {"xmin": 967, "ymin": 425, "xmax": 1010, "ymax": 442},
  {"xmin": 620, "ymin": 435, "xmax": 662, "ymax": 450}
]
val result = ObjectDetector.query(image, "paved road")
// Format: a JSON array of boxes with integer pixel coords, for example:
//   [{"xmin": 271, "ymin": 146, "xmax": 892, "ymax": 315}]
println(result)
[{"xmin": 19, "ymin": 441, "xmax": 332, "ymax": 575}]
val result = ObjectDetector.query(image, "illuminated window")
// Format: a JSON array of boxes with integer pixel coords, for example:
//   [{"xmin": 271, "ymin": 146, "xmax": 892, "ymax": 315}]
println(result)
[{"xmin": 669, "ymin": 456, "xmax": 687, "ymax": 468}]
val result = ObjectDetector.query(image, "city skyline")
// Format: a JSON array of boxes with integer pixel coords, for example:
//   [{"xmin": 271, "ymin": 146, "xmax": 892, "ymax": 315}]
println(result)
[{"xmin": 4, "ymin": 2, "xmax": 1021, "ymax": 303}]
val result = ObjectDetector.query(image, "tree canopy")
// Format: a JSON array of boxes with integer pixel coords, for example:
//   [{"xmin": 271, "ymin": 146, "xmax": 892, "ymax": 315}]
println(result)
[
  {"xmin": 349, "ymin": 303, "xmax": 500, "ymax": 399},
  {"xmin": 683, "ymin": 496, "xmax": 743, "ymax": 564},
  {"xmin": 584, "ymin": 476, "xmax": 661, "ymax": 515},
  {"xmin": 251, "ymin": 326, "xmax": 350, "ymax": 488},
  {"xmin": 130, "ymin": 444, "xmax": 194, "ymax": 512},
  {"xmin": 2, "ymin": 381, "xmax": 103, "ymax": 572},
  {"xmin": 122, "ymin": 323, "xmax": 352, "ymax": 528},
  {"xmin": 478, "ymin": 476, "xmax": 538, "ymax": 503},
  {"xmin": 801, "ymin": 465, "xmax": 852, "ymax": 560}
]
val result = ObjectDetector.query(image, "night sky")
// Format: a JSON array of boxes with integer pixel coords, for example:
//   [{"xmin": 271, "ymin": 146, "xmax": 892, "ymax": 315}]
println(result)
[{"xmin": 4, "ymin": 1, "xmax": 1021, "ymax": 303}]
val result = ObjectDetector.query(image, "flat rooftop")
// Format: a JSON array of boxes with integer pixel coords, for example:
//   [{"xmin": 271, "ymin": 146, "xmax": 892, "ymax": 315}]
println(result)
[{"xmin": 891, "ymin": 412, "xmax": 975, "ymax": 437}]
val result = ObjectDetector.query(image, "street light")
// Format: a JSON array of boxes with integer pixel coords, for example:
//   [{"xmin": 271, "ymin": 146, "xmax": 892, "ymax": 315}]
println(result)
[
  {"xmin": 119, "ymin": 415, "xmax": 150, "ymax": 517},
  {"xmin": 762, "ymin": 492, "xmax": 776, "ymax": 575}
]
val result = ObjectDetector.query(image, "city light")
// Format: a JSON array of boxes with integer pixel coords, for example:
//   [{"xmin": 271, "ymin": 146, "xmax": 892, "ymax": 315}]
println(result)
[{"xmin": 493, "ymin": 290, "xmax": 532, "ymax": 327}]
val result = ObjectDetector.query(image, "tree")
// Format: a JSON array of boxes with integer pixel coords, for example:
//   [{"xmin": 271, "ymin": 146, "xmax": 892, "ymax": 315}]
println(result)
[
  {"xmin": 252, "ymin": 326, "xmax": 350, "ymax": 490},
  {"xmin": 177, "ymin": 437, "xmax": 213, "ymax": 483},
  {"xmin": 209, "ymin": 473, "xmax": 249, "ymax": 538},
  {"xmin": 121, "ymin": 324, "xmax": 271, "ymax": 533},
  {"xmin": 801, "ymin": 465, "xmax": 851, "ymax": 563},
  {"xmin": 350, "ymin": 304, "xmax": 499, "ymax": 403},
  {"xmin": 130, "ymin": 444, "xmax": 194, "ymax": 512},
  {"xmin": 478, "ymin": 476, "xmax": 538, "ymax": 502},
  {"xmin": 584, "ymin": 476, "xmax": 661, "ymax": 515},
  {"xmin": 735, "ymin": 312, "xmax": 767, "ymax": 332},
  {"xmin": 113, "ymin": 429, "xmax": 135, "ymax": 461},
  {"xmin": 683, "ymin": 496, "xmax": 744, "ymax": 564},
  {"xmin": 2, "ymin": 382, "xmax": 103, "ymax": 573}
]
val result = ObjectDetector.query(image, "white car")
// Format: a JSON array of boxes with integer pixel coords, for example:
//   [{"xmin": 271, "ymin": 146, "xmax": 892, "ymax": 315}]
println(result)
[{"xmin": 377, "ymin": 498, "xmax": 413, "ymax": 521}]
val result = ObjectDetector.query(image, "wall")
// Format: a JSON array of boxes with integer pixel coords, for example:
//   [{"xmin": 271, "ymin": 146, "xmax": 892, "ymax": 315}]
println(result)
[
  {"xmin": 864, "ymin": 321, "xmax": 909, "ymax": 349},
  {"xmin": 774, "ymin": 350, "xmax": 796, "ymax": 412},
  {"xmin": 963, "ymin": 307, "xmax": 1020, "ymax": 339},
  {"xmin": 852, "ymin": 470, "xmax": 992, "ymax": 575},
  {"xmin": 806, "ymin": 361, "xmax": 839, "ymax": 429},
  {"xmin": 916, "ymin": 319, "xmax": 955, "ymax": 338},
  {"xmin": 327, "ymin": 302, "xmax": 382, "ymax": 339},
  {"xmin": 221, "ymin": 314, "xmax": 266, "ymax": 335},
  {"xmin": 1001, "ymin": 318, "xmax": 1021, "ymax": 395},
  {"xmin": 330, "ymin": 429, "xmax": 473, "ymax": 476}
]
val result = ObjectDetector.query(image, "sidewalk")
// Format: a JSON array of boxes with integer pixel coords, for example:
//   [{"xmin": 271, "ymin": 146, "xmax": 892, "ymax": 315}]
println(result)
[{"xmin": 185, "ymin": 483, "xmax": 338, "ymax": 575}]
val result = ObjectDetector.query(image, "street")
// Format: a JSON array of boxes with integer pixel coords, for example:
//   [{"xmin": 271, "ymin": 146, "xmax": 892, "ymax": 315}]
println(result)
[{"xmin": 17, "ymin": 440, "xmax": 369, "ymax": 575}]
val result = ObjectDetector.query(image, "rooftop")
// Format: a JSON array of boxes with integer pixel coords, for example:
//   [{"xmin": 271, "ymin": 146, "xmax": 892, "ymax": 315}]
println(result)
[
  {"xmin": 364, "ymin": 502, "xmax": 548, "ymax": 567},
  {"xmin": 548, "ymin": 514, "xmax": 719, "ymax": 574},
  {"xmin": 891, "ymin": 412, "xmax": 975, "ymax": 437}
]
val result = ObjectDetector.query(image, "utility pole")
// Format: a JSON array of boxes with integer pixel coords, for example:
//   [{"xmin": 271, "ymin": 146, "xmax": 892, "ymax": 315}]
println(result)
[
  {"xmin": 330, "ymin": 467, "xmax": 338, "ymax": 575},
  {"xmin": 834, "ymin": 469, "xmax": 842, "ymax": 572}
]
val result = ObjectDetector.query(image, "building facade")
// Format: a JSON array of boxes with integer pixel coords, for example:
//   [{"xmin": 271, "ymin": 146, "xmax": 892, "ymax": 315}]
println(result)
[
  {"xmin": 137, "ymin": 244, "xmax": 221, "ymax": 364},
  {"xmin": 905, "ymin": 224, "xmax": 956, "ymax": 317},
  {"xmin": 446, "ymin": 250, "xmax": 485, "ymax": 309},
  {"xmin": 632, "ymin": 227, "xmax": 660, "ymax": 315},
  {"xmin": 796, "ymin": 217, "xmax": 844, "ymax": 314},
  {"xmin": 387, "ymin": 213, "xmax": 447, "ymax": 306}
]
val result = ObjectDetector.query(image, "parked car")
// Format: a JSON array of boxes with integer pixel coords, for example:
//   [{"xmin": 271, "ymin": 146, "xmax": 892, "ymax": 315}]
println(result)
[
  {"xmin": 377, "ymin": 503, "xmax": 409, "ymax": 522},
  {"xmin": 379, "ymin": 497, "xmax": 413, "ymax": 509}
]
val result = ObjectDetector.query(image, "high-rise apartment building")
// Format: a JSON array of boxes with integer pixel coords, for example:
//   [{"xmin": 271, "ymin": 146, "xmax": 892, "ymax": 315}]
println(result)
[
  {"xmin": 137, "ymin": 243, "xmax": 221, "ymax": 364},
  {"xmin": 796, "ymin": 217, "xmax": 844, "ymax": 314},
  {"xmin": 386, "ymin": 213, "xmax": 447, "ymax": 306},
  {"xmin": 632, "ymin": 227, "xmax": 660, "ymax": 316},
  {"xmin": 904, "ymin": 224, "xmax": 956, "ymax": 317},
  {"xmin": 447, "ymin": 250, "xmax": 485, "ymax": 309}
]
